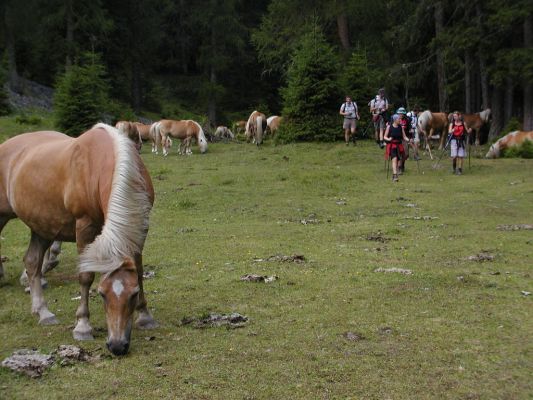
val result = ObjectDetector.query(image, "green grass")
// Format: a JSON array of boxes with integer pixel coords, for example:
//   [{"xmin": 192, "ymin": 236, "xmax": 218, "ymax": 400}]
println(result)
[{"xmin": 0, "ymin": 124, "xmax": 532, "ymax": 399}]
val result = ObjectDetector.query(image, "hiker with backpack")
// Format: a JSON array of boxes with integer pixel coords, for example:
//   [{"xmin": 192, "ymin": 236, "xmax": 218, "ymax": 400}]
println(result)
[
  {"xmin": 339, "ymin": 95, "xmax": 360, "ymax": 145},
  {"xmin": 448, "ymin": 111, "xmax": 472, "ymax": 175},
  {"xmin": 384, "ymin": 114, "xmax": 411, "ymax": 182},
  {"xmin": 369, "ymin": 88, "xmax": 389, "ymax": 148}
]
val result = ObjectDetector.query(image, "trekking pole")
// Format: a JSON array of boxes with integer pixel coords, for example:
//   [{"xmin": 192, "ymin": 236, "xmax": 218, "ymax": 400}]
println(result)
[
  {"xmin": 386, "ymin": 156, "xmax": 390, "ymax": 180},
  {"xmin": 468, "ymin": 134, "xmax": 471, "ymax": 169},
  {"xmin": 433, "ymin": 134, "xmax": 452, "ymax": 169}
]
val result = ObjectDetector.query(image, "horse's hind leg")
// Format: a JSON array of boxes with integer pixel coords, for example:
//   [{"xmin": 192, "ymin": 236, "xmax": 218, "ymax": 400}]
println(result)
[
  {"xmin": 24, "ymin": 231, "xmax": 56, "ymax": 324},
  {"xmin": 0, "ymin": 217, "xmax": 10, "ymax": 279},
  {"xmin": 133, "ymin": 252, "xmax": 158, "ymax": 329},
  {"xmin": 42, "ymin": 241, "xmax": 62, "ymax": 274}
]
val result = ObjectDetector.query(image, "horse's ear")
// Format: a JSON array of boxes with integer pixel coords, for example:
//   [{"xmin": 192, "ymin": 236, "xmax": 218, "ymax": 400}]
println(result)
[{"xmin": 120, "ymin": 257, "xmax": 136, "ymax": 271}]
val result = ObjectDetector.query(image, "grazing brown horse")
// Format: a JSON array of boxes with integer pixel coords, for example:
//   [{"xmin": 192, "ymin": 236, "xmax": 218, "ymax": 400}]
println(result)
[
  {"xmin": 0, "ymin": 123, "xmax": 156, "ymax": 356},
  {"xmin": 462, "ymin": 109, "xmax": 491, "ymax": 146},
  {"xmin": 116, "ymin": 121, "xmax": 142, "ymax": 152},
  {"xmin": 214, "ymin": 126, "xmax": 235, "ymax": 140},
  {"xmin": 267, "ymin": 116, "xmax": 283, "ymax": 136},
  {"xmin": 245, "ymin": 111, "xmax": 267, "ymax": 145},
  {"xmin": 485, "ymin": 130, "xmax": 533, "ymax": 158},
  {"xmin": 417, "ymin": 110, "xmax": 449, "ymax": 151},
  {"xmin": 155, "ymin": 119, "xmax": 208, "ymax": 156},
  {"xmin": 233, "ymin": 120, "xmax": 246, "ymax": 136}
]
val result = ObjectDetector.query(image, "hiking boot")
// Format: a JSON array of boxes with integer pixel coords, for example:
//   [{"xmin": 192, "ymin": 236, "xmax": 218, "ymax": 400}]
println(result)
[
  {"xmin": 414, "ymin": 154, "xmax": 421, "ymax": 161},
  {"xmin": 457, "ymin": 168, "xmax": 462, "ymax": 175},
  {"xmin": 379, "ymin": 141, "xmax": 385, "ymax": 149},
  {"xmin": 392, "ymin": 174, "xmax": 399, "ymax": 182}
]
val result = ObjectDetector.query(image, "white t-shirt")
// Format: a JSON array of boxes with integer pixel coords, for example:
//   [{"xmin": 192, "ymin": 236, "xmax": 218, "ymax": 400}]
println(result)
[
  {"xmin": 340, "ymin": 102, "xmax": 358, "ymax": 119},
  {"xmin": 370, "ymin": 97, "xmax": 388, "ymax": 114}
]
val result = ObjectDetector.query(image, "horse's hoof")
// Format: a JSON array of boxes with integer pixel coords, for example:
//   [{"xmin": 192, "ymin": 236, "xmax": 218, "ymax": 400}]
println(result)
[
  {"xmin": 39, "ymin": 315, "xmax": 59, "ymax": 325},
  {"xmin": 73, "ymin": 330, "xmax": 94, "ymax": 341}
]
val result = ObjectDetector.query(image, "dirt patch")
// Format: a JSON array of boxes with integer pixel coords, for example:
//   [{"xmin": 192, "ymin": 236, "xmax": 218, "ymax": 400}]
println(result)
[
  {"xmin": 176, "ymin": 227, "xmax": 196, "ymax": 234},
  {"xmin": 2, "ymin": 345, "xmax": 99, "ymax": 378},
  {"xmin": 253, "ymin": 254, "xmax": 306, "ymax": 263},
  {"xmin": 343, "ymin": 332, "xmax": 365, "ymax": 342},
  {"xmin": 497, "ymin": 224, "xmax": 533, "ymax": 231},
  {"xmin": 374, "ymin": 267, "xmax": 413, "ymax": 275},
  {"xmin": 181, "ymin": 313, "xmax": 248, "ymax": 329},
  {"xmin": 467, "ymin": 252, "xmax": 495, "ymax": 262},
  {"xmin": 405, "ymin": 216, "xmax": 439, "ymax": 220},
  {"xmin": 300, "ymin": 214, "xmax": 320, "ymax": 225},
  {"xmin": 365, "ymin": 231, "xmax": 392, "ymax": 243},
  {"xmin": 240, "ymin": 274, "xmax": 278, "ymax": 283}
]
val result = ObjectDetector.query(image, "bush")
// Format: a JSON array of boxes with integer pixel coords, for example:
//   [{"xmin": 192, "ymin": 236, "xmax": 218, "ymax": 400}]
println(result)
[
  {"xmin": 502, "ymin": 139, "xmax": 533, "ymax": 159},
  {"xmin": 499, "ymin": 117, "xmax": 522, "ymax": 139},
  {"xmin": 54, "ymin": 53, "xmax": 110, "ymax": 136},
  {"xmin": 280, "ymin": 25, "xmax": 341, "ymax": 142},
  {"xmin": 15, "ymin": 113, "xmax": 42, "ymax": 125}
]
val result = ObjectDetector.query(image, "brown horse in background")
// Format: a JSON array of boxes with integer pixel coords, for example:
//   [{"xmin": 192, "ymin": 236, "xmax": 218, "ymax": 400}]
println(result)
[
  {"xmin": 245, "ymin": 111, "xmax": 267, "ymax": 145},
  {"xmin": 462, "ymin": 109, "xmax": 491, "ymax": 145},
  {"xmin": 417, "ymin": 110, "xmax": 449, "ymax": 152},
  {"xmin": 116, "ymin": 121, "xmax": 142, "ymax": 152},
  {"xmin": 267, "ymin": 116, "xmax": 283, "ymax": 137},
  {"xmin": 0, "ymin": 123, "xmax": 157, "ymax": 356},
  {"xmin": 155, "ymin": 119, "xmax": 208, "ymax": 155},
  {"xmin": 233, "ymin": 120, "xmax": 246, "ymax": 136}
]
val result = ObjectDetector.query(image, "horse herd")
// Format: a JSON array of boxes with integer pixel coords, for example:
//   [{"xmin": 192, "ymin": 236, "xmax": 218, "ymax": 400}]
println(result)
[
  {"xmin": 0, "ymin": 106, "xmax": 531, "ymax": 358},
  {"xmin": 115, "ymin": 111, "xmax": 284, "ymax": 156}
]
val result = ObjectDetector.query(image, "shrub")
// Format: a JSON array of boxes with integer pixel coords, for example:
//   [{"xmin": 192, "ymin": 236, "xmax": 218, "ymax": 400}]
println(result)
[
  {"xmin": 54, "ymin": 53, "xmax": 110, "ymax": 136},
  {"xmin": 280, "ymin": 25, "xmax": 341, "ymax": 142},
  {"xmin": 502, "ymin": 139, "xmax": 533, "ymax": 159}
]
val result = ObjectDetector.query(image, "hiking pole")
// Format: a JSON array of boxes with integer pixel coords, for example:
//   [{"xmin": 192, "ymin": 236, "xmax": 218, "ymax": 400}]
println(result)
[
  {"xmin": 386, "ymin": 156, "xmax": 390, "ymax": 180},
  {"xmin": 433, "ymin": 134, "xmax": 452, "ymax": 169}
]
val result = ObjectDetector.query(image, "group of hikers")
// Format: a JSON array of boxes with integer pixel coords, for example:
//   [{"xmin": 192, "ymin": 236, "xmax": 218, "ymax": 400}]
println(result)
[{"xmin": 339, "ymin": 88, "xmax": 471, "ymax": 182}]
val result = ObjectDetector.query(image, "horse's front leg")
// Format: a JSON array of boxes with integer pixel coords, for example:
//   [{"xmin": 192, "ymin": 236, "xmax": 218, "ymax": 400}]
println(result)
[
  {"xmin": 0, "ymin": 217, "xmax": 10, "ymax": 280},
  {"xmin": 134, "ymin": 253, "xmax": 158, "ymax": 329},
  {"xmin": 73, "ymin": 219, "xmax": 98, "ymax": 340},
  {"xmin": 25, "ymin": 232, "xmax": 56, "ymax": 324}
]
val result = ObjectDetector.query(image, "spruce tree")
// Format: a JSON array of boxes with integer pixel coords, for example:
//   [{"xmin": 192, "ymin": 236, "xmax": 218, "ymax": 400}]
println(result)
[
  {"xmin": 279, "ymin": 25, "xmax": 340, "ymax": 142},
  {"xmin": 54, "ymin": 53, "xmax": 110, "ymax": 136}
]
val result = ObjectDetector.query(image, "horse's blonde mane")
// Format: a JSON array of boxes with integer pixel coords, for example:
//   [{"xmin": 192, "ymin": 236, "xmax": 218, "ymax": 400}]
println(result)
[{"xmin": 79, "ymin": 123, "xmax": 151, "ymax": 274}]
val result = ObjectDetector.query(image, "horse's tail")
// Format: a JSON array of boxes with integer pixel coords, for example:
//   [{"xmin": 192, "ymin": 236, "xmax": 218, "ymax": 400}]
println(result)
[
  {"xmin": 79, "ymin": 123, "xmax": 152, "ymax": 274},
  {"xmin": 153, "ymin": 122, "xmax": 162, "ymax": 152},
  {"xmin": 193, "ymin": 121, "xmax": 208, "ymax": 153},
  {"xmin": 256, "ymin": 115, "xmax": 264, "ymax": 145}
]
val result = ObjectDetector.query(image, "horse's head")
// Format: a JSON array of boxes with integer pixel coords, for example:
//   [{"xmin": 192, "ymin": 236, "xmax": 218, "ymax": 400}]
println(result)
[
  {"xmin": 485, "ymin": 142, "xmax": 499, "ymax": 158},
  {"xmin": 198, "ymin": 133, "xmax": 208, "ymax": 153},
  {"xmin": 98, "ymin": 257, "xmax": 139, "ymax": 356}
]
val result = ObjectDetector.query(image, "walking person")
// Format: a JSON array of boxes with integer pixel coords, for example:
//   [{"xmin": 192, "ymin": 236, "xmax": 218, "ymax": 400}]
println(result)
[
  {"xmin": 448, "ymin": 111, "xmax": 472, "ymax": 175},
  {"xmin": 369, "ymin": 88, "xmax": 389, "ymax": 148},
  {"xmin": 384, "ymin": 114, "xmax": 411, "ymax": 182},
  {"xmin": 340, "ymin": 95, "xmax": 359, "ymax": 145},
  {"xmin": 396, "ymin": 107, "xmax": 411, "ymax": 174}
]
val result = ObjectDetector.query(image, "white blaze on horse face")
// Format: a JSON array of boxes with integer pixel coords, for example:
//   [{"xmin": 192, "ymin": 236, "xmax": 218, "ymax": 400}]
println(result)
[{"xmin": 112, "ymin": 279, "xmax": 125, "ymax": 298}]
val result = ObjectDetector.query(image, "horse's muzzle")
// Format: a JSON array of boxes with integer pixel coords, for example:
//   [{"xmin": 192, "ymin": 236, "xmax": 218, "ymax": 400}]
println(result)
[{"xmin": 106, "ymin": 339, "xmax": 130, "ymax": 356}]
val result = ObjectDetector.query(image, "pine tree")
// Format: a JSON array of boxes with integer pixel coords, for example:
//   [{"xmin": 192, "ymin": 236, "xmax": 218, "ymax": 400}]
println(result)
[
  {"xmin": 279, "ymin": 26, "xmax": 340, "ymax": 142},
  {"xmin": 54, "ymin": 53, "xmax": 110, "ymax": 136}
]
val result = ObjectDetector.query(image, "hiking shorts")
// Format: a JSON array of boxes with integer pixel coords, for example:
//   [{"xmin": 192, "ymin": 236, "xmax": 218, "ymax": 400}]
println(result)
[
  {"xmin": 412, "ymin": 129, "xmax": 420, "ymax": 144},
  {"xmin": 343, "ymin": 118, "xmax": 356, "ymax": 130},
  {"xmin": 373, "ymin": 115, "xmax": 386, "ymax": 130},
  {"xmin": 450, "ymin": 139, "xmax": 465, "ymax": 158}
]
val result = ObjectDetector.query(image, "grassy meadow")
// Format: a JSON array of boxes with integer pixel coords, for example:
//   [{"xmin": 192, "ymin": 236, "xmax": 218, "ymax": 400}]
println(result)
[{"xmin": 0, "ymin": 118, "xmax": 532, "ymax": 399}]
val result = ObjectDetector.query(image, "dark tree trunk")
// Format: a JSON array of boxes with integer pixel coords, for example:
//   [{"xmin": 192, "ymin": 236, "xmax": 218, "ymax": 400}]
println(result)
[
  {"xmin": 65, "ymin": 0, "xmax": 74, "ymax": 69},
  {"xmin": 476, "ymin": 3, "xmax": 489, "ymax": 110},
  {"xmin": 465, "ymin": 51, "xmax": 472, "ymax": 114},
  {"xmin": 3, "ymin": 1, "xmax": 20, "ymax": 92},
  {"xmin": 523, "ymin": 14, "xmax": 533, "ymax": 130},
  {"xmin": 207, "ymin": 67, "xmax": 216, "ymax": 127},
  {"xmin": 488, "ymin": 86, "xmax": 503, "ymax": 141},
  {"xmin": 504, "ymin": 77, "xmax": 513, "ymax": 127},
  {"xmin": 434, "ymin": 1, "xmax": 448, "ymax": 112},
  {"xmin": 336, "ymin": 13, "xmax": 350, "ymax": 53}
]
